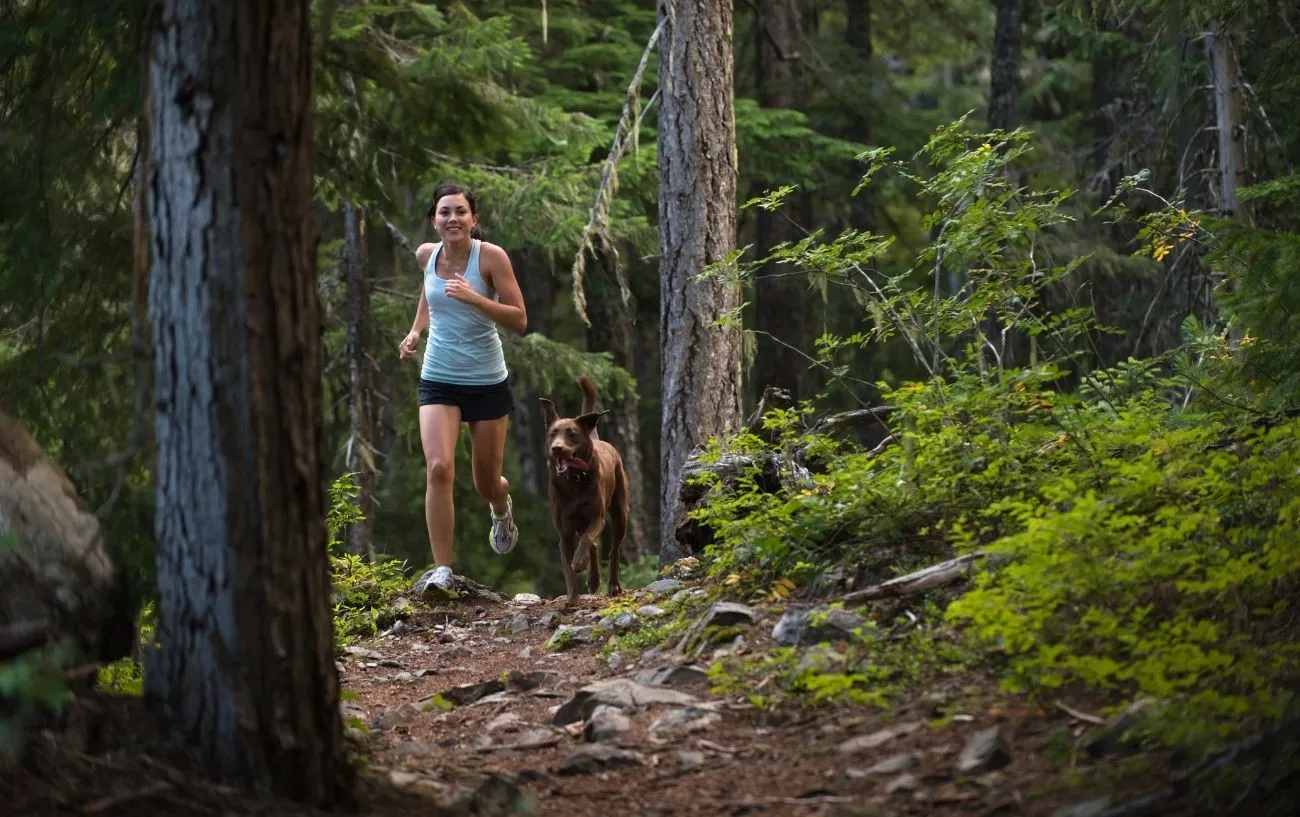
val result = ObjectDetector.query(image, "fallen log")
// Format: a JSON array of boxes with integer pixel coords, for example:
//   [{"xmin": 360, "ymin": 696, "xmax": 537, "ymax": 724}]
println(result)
[
  {"xmin": 843, "ymin": 551, "xmax": 989, "ymax": 604},
  {"xmin": 0, "ymin": 407, "xmax": 134, "ymax": 667}
]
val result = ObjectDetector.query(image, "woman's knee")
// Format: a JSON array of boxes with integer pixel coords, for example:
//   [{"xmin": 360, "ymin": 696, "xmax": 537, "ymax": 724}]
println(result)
[
  {"xmin": 427, "ymin": 458, "xmax": 454, "ymax": 485},
  {"xmin": 472, "ymin": 470, "xmax": 503, "ymax": 500}
]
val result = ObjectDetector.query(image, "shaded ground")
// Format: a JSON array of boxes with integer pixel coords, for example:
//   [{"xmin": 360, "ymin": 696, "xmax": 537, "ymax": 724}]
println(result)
[{"xmin": 5, "ymin": 574, "xmax": 1294, "ymax": 816}]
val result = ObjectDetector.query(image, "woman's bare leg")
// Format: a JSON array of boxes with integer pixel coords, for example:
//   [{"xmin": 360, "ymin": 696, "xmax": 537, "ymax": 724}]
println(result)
[{"xmin": 420, "ymin": 404, "xmax": 462, "ymax": 566}]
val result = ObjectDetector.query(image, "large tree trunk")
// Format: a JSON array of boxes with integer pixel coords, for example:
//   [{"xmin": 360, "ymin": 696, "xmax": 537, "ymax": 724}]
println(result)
[
  {"xmin": 657, "ymin": 0, "xmax": 742, "ymax": 565},
  {"xmin": 988, "ymin": 0, "xmax": 1023, "ymax": 132},
  {"xmin": 583, "ymin": 238, "xmax": 652, "ymax": 563},
  {"xmin": 145, "ymin": 0, "xmax": 352, "ymax": 804},
  {"xmin": 1204, "ymin": 21, "xmax": 1250, "ymax": 226},
  {"xmin": 343, "ymin": 201, "xmax": 377, "ymax": 561},
  {"xmin": 752, "ymin": 0, "xmax": 808, "ymax": 403}
]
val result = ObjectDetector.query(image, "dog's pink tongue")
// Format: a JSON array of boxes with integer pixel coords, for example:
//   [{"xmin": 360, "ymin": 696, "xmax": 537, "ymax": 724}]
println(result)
[{"xmin": 564, "ymin": 456, "xmax": 589, "ymax": 472}]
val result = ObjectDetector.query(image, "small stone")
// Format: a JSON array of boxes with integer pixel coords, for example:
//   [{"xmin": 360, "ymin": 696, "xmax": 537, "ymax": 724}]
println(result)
[
  {"xmin": 1050, "ymin": 798, "xmax": 1113, "ymax": 817},
  {"xmin": 649, "ymin": 706, "xmax": 721, "ymax": 735},
  {"xmin": 552, "ymin": 678, "xmax": 699, "ymax": 726},
  {"xmin": 884, "ymin": 772, "xmax": 919, "ymax": 794},
  {"xmin": 518, "ymin": 646, "xmax": 533, "ymax": 660},
  {"xmin": 372, "ymin": 702, "xmax": 420, "ymax": 731},
  {"xmin": 504, "ymin": 669, "xmax": 565, "ymax": 691},
  {"xmin": 547, "ymin": 624, "xmax": 595, "ymax": 651},
  {"xmin": 507, "ymin": 614, "xmax": 530, "ymax": 632},
  {"xmin": 1085, "ymin": 698, "xmax": 1160, "ymax": 758},
  {"xmin": 558, "ymin": 744, "xmax": 645, "ymax": 775},
  {"xmin": 699, "ymin": 601, "xmax": 758, "ymax": 628},
  {"xmin": 513, "ymin": 592, "xmax": 543, "ymax": 604},
  {"xmin": 344, "ymin": 645, "xmax": 383, "ymax": 659},
  {"xmin": 866, "ymin": 753, "xmax": 919, "ymax": 775},
  {"xmin": 388, "ymin": 769, "xmax": 422, "ymax": 789},
  {"xmin": 441, "ymin": 645, "xmax": 470, "ymax": 661},
  {"xmin": 539, "ymin": 611, "xmax": 562, "ymax": 630},
  {"xmin": 644, "ymin": 578, "xmax": 684, "ymax": 595},
  {"xmin": 676, "ymin": 750, "xmax": 706, "ymax": 770},
  {"xmin": 838, "ymin": 721, "xmax": 925, "ymax": 754},
  {"xmin": 486, "ymin": 712, "xmax": 523, "ymax": 732},
  {"xmin": 584, "ymin": 705, "xmax": 632, "ymax": 742},
  {"xmin": 771, "ymin": 606, "xmax": 866, "ymax": 647},
  {"xmin": 635, "ymin": 663, "xmax": 710, "ymax": 687},
  {"xmin": 637, "ymin": 604, "xmax": 667, "ymax": 618},
  {"xmin": 956, "ymin": 726, "xmax": 1012, "ymax": 775},
  {"xmin": 607, "ymin": 651, "xmax": 623, "ymax": 671},
  {"xmin": 438, "ymin": 679, "xmax": 505, "ymax": 707}
]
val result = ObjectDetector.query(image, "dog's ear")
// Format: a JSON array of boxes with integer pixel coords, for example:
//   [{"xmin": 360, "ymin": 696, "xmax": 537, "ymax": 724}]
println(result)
[
  {"xmin": 539, "ymin": 397, "xmax": 559, "ymax": 427},
  {"xmin": 576, "ymin": 410, "xmax": 610, "ymax": 434}
]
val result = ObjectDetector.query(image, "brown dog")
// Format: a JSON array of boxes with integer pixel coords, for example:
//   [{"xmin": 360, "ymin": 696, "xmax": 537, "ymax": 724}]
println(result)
[{"xmin": 539, "ymin": 374, "xmax": 629, "ymax": 606}]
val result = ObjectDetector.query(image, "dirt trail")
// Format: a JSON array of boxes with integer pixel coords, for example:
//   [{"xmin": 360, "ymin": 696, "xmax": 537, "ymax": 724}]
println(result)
[{"xmin": 339, "ymin": 580, "xmax": 1119, "ymax": 817}]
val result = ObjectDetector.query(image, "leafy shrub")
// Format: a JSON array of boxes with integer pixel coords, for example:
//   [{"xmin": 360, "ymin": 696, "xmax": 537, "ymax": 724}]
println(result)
[{"xmin": 327, "ymin": 472, "xmax": 412, "ymax": 645}]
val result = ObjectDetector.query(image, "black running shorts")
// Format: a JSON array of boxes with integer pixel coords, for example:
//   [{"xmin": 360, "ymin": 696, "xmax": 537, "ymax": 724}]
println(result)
[{"xmin": 417, "ymin": 378, "xmax": 515, "ymax": 422}]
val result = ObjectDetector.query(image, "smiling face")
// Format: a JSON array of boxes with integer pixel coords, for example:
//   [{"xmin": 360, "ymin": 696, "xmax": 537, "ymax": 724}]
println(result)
[
  {"xmin": 431, "ymin": 193, "xmax": 477, "ymax": 242},
  {"xmin": 546, "ymin": 418, "xmax": 592, "ymax": 473}
]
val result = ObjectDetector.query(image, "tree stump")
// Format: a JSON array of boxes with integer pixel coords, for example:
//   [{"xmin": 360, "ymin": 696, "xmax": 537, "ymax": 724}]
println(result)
[{"xmin": 0, "ymin": 408, "xmax": 133, "ymax": 666}]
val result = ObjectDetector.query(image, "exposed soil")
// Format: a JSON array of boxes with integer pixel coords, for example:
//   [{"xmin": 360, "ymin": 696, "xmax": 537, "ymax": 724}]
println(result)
[{"xmin": 5, "ymin": 576, "xmax": 1287, "ymax": 817}]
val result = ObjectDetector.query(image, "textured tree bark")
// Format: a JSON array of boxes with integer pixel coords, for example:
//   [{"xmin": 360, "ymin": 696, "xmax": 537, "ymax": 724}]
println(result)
[
  {"xmin": 145, "ymin": 0, "xmax": 352, "ymax": 804},
  {"xmin": 582, "ymin": 238, "xmax": 652, "ymax": 563},
  {"xmin": 988, "ymin": 0, "xmax": 1023, "ymax": 132},
  {"xmin": 1204, "ymin": 22, "xmax": 1250, "ymax": 225},
  {"xmin": 657, "ymin": 0, "xmax": 742, "ymax": 565}
]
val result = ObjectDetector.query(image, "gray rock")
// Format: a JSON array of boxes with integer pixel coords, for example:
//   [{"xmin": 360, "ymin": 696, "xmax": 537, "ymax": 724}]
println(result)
[
  {"xmin": 837, "ymin": 721, "xmax": 925, "ymax": 753},
  {"xmin": 517, "ymin": 646, "xmax": 533, "ymax": 660},
  {"xmin": 1085, "ymin": 698, "xmax": 1160, "ymax": 758},
  {"xmin": 506, "ymin": 614, "xmax": 529, "ymax": 632},
  {"xmin": 538, "ymin": 611, "xmax": 562, "ymax": 630},
  {"xmin": 547, "ymin": 624, "xmax": 594, "ymax": 651},
  {"xmin": 676, "ymin": 750, "xmax": 706, "ymax": 770},
  {"xmin": 866, "ymin": 753, "xmax": 919, "ymax": 775},
  {"xmin": 450, "ymin": 773, "xmax": 531, "ymax": 815},
  {"xmin": 649, "ymin": 706, "xmax": 721, "ymax": 734},
  {"xmin": 956, "ymin": 725, "xmax": 1012, "ymax": 775},
  {"xmin": 595, "ymin": 611, "xmax": 640, "ymax": 634},
  {"xmin": 644, "ymin": 578, "xmax": 684, "ymax": 595},
  {"xmin": 552, "ymin": 678, "xmax": 698, "ymax": 726},
  {"xmin": 637, "ymin": 605, "xmax": 667, "ymax": 618},
  {"xmin": 796, "ymin": 645, "xmax": 846, "ymax": 673},
  {"xmin": 583, "ymin": 705, "xmax": 632, "ymax": 742},
  {"xmin": 634, "ymin": 663, "xmax": 711, "ymax": 687},
  {"xmin": 606, "ymin": 651, "xmax": 623, "ymax": 671},
  {"xmin": 438, "ymin": 679, "xmax": 505, "ymax": 707},
  {"xmin": 344, "ymin": 645, "xmax": 384, "ymax": 659},
  {"xmin": 699, "ymin": 601, "xmax": 758, "ymax": 628},
  {"xmin": 558, "ymin": 744, "xmax": 645, "ymax": 775},
  {"xmin": 512, "ymin": 592, "xmax": 543, "ymax": 605},
  {"xmin": 503, "ymin": 669, "xmax": 565, "ymax": 691},
  {"xmin": 771, "ymin": 606, "xmax": 866, "ymax": 646},
  {"xmin": 884, "ymin": 773, "xmax": 919, "ymax": 794},
  {"xmin": 485, "ymin": 712, "xmax": 523, "ymax": 733},
  {"xmin": 1049, "ymin": 798, "xmax": 1113, "ymax": 817},
  {"xmin": 372, "ymin": 702, "xmax": 420, "ymax": 731}
]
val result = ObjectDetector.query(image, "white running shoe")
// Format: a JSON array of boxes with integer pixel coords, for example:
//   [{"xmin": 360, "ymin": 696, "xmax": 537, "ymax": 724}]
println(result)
[
  {"xmin": 414, "ymin": 565, "xmax": 455, "ymax": 600},
  {"xmin": 490, "ymin": 495, "xmax": 519, "ymax": 555}
]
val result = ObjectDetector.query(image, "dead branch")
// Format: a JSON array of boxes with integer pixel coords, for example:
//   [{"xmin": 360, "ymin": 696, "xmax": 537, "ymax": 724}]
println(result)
[
  {"xmin": 843, "ymin": 551, "xmax": 988, "ymax": 604},
  {"xmin": 806, "ymin": 406, "xmax": 895, "ymax": 438},
  {"xmin": 569, "ymin": 20, "xmax": 663, "ymax": 327}
]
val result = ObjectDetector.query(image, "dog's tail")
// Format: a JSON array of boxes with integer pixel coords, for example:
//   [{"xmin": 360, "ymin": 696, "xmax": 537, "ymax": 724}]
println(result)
[{"xmin": 578, "ymin": 373, "xmax": 598, "ymax": 415}]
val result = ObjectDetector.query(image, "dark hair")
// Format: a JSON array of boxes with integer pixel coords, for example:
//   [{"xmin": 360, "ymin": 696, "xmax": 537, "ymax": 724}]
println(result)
[{"xmin": 427, "ymin": 182, "xmax": 485, "ymax": 240}]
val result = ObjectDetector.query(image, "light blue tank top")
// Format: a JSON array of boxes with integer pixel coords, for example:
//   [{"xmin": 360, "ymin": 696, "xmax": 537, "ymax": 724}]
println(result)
[{"xmin": 420, "ymin": 239, "xmax": 509, "ymax": 385}]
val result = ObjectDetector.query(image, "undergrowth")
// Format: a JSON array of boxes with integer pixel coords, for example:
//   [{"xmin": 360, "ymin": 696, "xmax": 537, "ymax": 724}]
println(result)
[{"xmin": 685, "ymin": 121, "xmax": 1300, "ymax": 747}]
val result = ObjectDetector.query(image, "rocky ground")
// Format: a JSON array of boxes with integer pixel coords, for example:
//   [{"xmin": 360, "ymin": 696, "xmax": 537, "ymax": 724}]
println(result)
[
  {"xmin": 335, "ymin": 572, "xmax": 1176, "ymax": 817},
  {"xmin": 10, "ymin": 568, "xmax": 1274, "ymax": 817}
]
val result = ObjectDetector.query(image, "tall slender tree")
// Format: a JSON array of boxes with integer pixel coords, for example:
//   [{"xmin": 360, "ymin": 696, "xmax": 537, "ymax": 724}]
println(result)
[
  {"xmin": 145, "ymin": 0, "xmax": 352, "ymax": 803},
  {"xmin": 656, "ymin": 0, "xmax": 743, "ymax": 563}
]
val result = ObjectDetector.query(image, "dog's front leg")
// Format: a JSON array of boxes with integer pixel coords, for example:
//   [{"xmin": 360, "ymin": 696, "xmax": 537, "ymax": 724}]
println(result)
[
  {"xmin": 558, "ymin": 534, "xmax": 579, "ymax": 607},
  {"xmin": 569, "ymin": 517, "xmax": 606, "ymax": 574}
]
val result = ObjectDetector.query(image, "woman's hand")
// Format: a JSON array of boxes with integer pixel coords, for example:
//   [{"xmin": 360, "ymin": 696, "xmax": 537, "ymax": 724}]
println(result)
[
  {"xmin": 398, "ymin": 329, "xmax": 422, "ymax": 360},
  {"xmin": 443, "ymin": 273, "xmax": 481, "ymax": 307}
]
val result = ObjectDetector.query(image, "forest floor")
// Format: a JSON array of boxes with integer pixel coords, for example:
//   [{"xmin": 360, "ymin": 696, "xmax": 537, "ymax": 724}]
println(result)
[{"xmin": 5, "ymin": 566, "xmax": 1248, "ymax": 817}]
